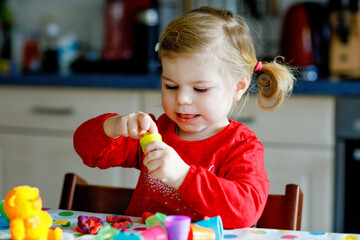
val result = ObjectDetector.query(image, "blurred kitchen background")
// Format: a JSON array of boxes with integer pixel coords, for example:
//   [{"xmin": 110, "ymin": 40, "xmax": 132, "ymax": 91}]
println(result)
[
  {"xmin": 0, "ymin": 0, "xmax": 334, "ymax": 77},
  {"xmin": 1, "ymin": 0, "xmax": 360, "ymax": 234}
]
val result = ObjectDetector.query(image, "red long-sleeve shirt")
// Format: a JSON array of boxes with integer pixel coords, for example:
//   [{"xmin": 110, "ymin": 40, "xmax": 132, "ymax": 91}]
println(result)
[{"xmin": 73, "ymin": 113, "xmax": 269, "ymax": 229}]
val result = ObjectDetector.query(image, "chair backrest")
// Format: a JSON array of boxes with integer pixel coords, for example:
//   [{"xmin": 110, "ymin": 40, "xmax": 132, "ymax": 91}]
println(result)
[
  {"xmin": 257, "ymin": 184, "xmax": 303, "ymax": 230},
  {"xmin": 59, "ymin": 173, "xmax": 135, "ymax": 215},
  {"xmin": 60, "ymin": 173, "xmax": 303, "ymax": 230}
]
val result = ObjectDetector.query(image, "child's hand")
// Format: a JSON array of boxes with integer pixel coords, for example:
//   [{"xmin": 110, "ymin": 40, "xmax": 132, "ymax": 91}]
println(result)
[
  {"xmin": 143, "ymin": 141, "xmax": 190, "ymax": 190},
  {"xmin": 103, "ymin": 112, "xmax": 158, "ymax": 139}
]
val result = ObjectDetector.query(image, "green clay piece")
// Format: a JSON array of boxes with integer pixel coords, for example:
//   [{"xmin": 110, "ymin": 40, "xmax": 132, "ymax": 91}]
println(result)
[{"xmin": 0, "ymin": 200, "xmax": 10, "ymax": 222}]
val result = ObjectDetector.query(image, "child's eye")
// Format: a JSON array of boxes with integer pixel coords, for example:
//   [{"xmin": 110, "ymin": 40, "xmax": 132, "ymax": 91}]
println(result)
[
  {"xmin": 194, "ymin": 88, "xmax": 208, "ymax": 93},
  {"xmin": 165, "ymin": 85, "xmax": 178, "ymax": 90}
]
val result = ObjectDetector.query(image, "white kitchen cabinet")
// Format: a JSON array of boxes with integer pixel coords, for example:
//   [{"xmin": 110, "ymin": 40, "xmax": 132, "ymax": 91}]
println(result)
[
  {"xmin": 142, "ymin": 90, "xmax": 164, "ymax": 118},
  {"xmin": 0, "ymin": 133, "xmax": 124, "ymax": 209},
  {"xmin": 232, "ymin": 95, "xmax": 335, "ymax": 146},
  {"xmin": 0, "ymin": 86, "xmax": 142, "ymax": 208},
  {"xmin": 0, "ymin": 148, "xmax": 4, "ymax": 199},
  {"xmin": 231, "ymin": 95, "xmax": 335, "ymax": 232},
  {"xmin": 264, "ymin": 147, "xmax": 334, "ymax": 232}
]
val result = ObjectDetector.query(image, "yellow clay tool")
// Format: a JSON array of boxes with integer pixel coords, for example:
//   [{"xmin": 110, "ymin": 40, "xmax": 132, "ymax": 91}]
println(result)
[{"xmin": 140, "ymin": 132, "xmax": 162, "ymax": 152}]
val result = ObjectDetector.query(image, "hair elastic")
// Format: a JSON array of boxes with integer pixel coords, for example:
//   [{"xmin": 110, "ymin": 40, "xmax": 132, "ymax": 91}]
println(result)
[
  {"xmin": 254, "ymin": 61, "xmax": 262, "ymax": 72},
  {"xmin": 155, "ymin": 31, "xmax": 170, "ymax": 52}
]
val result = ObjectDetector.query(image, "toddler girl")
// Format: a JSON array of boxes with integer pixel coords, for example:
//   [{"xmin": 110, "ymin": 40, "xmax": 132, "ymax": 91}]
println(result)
[{"xmin": 73, "ymin": 6, "xmax": 294, "ymax": 228}]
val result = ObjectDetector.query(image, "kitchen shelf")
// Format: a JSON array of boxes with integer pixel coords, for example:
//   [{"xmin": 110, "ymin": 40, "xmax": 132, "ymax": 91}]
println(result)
[
  {"xmin": 0, "ymin": 74, "xmax": 161, "ymax": 89},
  {"xmin": 292, "ymin": 78, "xmax": 360, "ymax": 97},
  {"xmin": 0, "ymin": 74, "xmax": 360, "ymax": 96}
]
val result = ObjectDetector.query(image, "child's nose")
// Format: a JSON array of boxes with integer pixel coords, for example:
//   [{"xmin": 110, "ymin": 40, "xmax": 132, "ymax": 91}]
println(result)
[{"xmin": 176, "ymin": 90, "xmax": 192, "ymax": 105}]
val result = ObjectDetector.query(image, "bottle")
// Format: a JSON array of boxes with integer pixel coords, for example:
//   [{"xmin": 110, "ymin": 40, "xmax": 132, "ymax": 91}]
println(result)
[
  {"xmin": 57, "ymin": 32, "xmax": 78, "ymax": 76},
  {"xmin": 134, "ymin": 0, "xmax": 160, "ymax": 74},
  {"xmin": 22, "ymin": 31, "xmax": 41, "ymax": 74},
  {"xmin": 102, "ymin": 0, "xmax": 133, "ymax": 60},
  {"xmin": 41, "ymin": 22, "xmax": 60, "ymax": 73},
  {"xmin": 0, "ymin": 0, "xmax": 13, "ymax": 75}
]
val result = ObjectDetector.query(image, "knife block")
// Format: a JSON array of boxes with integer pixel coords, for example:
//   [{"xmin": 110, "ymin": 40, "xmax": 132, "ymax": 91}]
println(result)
[{"xmin": 329, "ymin": 11, "xmax": 360, "ymax": 78}]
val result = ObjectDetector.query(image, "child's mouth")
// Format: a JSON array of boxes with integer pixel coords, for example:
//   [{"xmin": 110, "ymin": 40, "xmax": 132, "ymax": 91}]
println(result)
[{"xmin": 176, "ymin": 113, "xmax": 200, "ymax": 123}]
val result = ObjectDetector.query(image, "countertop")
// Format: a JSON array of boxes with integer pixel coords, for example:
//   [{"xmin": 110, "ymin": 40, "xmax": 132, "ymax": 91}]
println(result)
[{"xmin": 0, "ymin": 74, "xmax": 360, "ymax": 96}]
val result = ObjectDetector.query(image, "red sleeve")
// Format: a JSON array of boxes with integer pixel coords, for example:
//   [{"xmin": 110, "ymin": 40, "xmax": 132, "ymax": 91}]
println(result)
[
  {"xmin": 73, "ymin": 113, "xmax": 143, "ymax": 169},
  {"xmin": 177, "ymin": 136, "xmax": 269, "ymax": 229}
]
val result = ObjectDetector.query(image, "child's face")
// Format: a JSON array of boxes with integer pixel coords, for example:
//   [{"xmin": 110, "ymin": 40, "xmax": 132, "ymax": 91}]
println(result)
[{"xmin": 161, "ymin": 53, "xmax": 244, "ymax": 140}]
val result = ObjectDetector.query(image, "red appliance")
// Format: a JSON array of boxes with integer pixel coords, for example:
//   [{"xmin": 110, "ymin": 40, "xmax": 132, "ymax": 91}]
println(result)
[
  {"xmin": 279, "ymin": 2, "xmax": 330, "ymax": 77},
  {"xmin": 102, "ymin": 0, "xmax": 150, "ymax": 60}
]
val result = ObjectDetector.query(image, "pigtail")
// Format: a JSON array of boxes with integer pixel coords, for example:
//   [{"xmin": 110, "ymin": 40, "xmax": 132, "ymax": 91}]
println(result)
[{"xmin": 256, "ymin": 56, "xmax": 295, "ymax": 111}]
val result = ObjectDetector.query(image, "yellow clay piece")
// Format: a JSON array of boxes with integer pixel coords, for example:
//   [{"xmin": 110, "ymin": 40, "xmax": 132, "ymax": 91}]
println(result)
[{"xmin": 140, "ymin": 132, "xmax": 162, "ymax": 152}]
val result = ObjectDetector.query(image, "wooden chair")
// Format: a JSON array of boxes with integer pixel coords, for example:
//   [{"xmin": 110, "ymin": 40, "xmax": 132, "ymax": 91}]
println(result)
[
  {"xmin": 59, "ymin": 173, "xmax": 135, "ymax": 215},
  {"xmin": 60, "ymin": 173, "xmax": 303, "ymax": 230},
  {"xmin": 257, "ymin": 184, "xmax": 303, "ymax": 231}
]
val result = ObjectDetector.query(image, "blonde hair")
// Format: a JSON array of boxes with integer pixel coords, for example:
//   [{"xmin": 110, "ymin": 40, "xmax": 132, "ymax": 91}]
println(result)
[{"xmin": 157, "ymin": 6, "xmax": 295, "ymax": 111}]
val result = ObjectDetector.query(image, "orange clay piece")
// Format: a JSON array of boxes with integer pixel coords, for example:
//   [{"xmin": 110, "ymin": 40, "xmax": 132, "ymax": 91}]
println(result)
[
  {"xmin": 4, "ymin": 185, "xmax": 62, "ymax": 240},
  {"xmin": 142, "ymin": 211, "xmax": 155, "ymax": 223}
]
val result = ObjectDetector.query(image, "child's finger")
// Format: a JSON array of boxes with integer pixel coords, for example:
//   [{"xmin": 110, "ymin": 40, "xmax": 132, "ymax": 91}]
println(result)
[
  {"xmin": 148, "ymin": 120, "xmax": 158, "ymax": 134},
  {"xmin": 139, "ymin": 114, "xmax": 158, "ymax": 134},
  {"xmin": 116, "ymin": 115, "xmax": 130, "ymax": 137},
  {"xmin": 138, "ymin": 130, "xmax": 147, "ymax": 139},
  {"xmin": 144, "ymin": 141, "xmax": 165, "ymax": 155},
  {"xmin": 145, "ymin": 158, "xmax": 162, "ymax": 173},
  {"xmin": 138, "ymin": 115, "xmax": 150, "ymax": 131},
  {"xmin": 127, "ymin": 120, "xmax": 140, "ymax": 138},
  {"xmin": 143, "ymin": 147, "xmax": 163, "ymax": 166}
]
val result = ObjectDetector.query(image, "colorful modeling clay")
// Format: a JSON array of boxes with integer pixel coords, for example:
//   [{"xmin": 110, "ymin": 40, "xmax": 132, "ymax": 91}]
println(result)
[
  {"xmin": 140, "ymin": 132, "xmax": 162, "ymax": 152},
  {"xmin": 140, "ymin": 225, "xmax": 168, "ymax": 240},
  {"xmin": 188, "ymin": 224, "xmax": 215, "ymax": 240},
  {"xmin": 0, "ymin": 200, "xmax": 9, "ymax": 222},
  {"xmin": 76, "ymin": 215, "xmax": 104, "ymax": 234},
  {"xmin": 3, "ymin": 185, "xmax": 62, "ymax": 240},
  {"xmin": 145, "ymin": 212, "xmax": 167, "ymax": 229},
  {"xmin": 194, "ymin": 216, "xmax": 223, "ymax": 240},
  {"xmin": 106, "ymin": 215, "xmax": 133, "ymax": 230},
  {"xmin": 141, "ymin": 211, "xmax": 155, "ymax": 223},
  {"xmin": 0, "ymin": 200, "xmax": 10, "ymax": 229},
  {"xmin": 114, "ymin": 231, "xmax": 143, "ymax": 240},
  {"xmin": 94, "ymin": 225, "xmax": 120, "ymax": 240},
  {"xmin": 0, "ymin": 215, "xmax": 9, "ymax": 230}
]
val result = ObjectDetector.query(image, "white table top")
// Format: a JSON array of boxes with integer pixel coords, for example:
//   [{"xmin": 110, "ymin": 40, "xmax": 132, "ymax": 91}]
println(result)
[{"xmin": 1, "ymin": 209, "xmax": 360, "ymax": 240}]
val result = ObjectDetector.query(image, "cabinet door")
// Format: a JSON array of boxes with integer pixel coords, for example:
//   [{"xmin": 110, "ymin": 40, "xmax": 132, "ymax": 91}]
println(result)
[
  {"xmin": 142, "ymin": 90, "xmax": 163, "ymax": 118},
  {"xmin": 0, "ymin": 149, "xmax": 4, "ymax": 198},
  {"xmin": 0, "ymin": 87, "xmax": 142, "ymax": 131},
  {"xmin": 231, "ymin": 95, "xmax": 335, "ymax": 146},
  {"xmin": 265, "ymin": 146, "xmax": 334, "ymax": 232},
  {"xmin": 0, "ymin": 87, "xmax": 143, "ymax": 207},
  {"xmin": 0, "ymin": 133, "xmax": 125, "ymax": 209},
  {"xmin": 231, "ymin": 95, "xmax": 335, "ymax": 232}
]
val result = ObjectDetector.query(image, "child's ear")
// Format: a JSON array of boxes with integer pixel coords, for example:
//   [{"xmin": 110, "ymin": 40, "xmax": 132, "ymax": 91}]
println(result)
[{"xmin": 234, "ymin": 76, "xmax": 250, "ymax": 101}]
